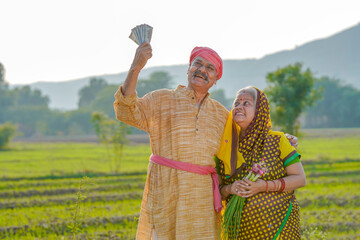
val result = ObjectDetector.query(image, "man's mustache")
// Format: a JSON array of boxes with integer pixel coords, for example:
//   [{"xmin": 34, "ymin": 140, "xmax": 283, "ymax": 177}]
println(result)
[{"xmin": 192, "ymin": 70, "xmax": 209, "ymax": 82}]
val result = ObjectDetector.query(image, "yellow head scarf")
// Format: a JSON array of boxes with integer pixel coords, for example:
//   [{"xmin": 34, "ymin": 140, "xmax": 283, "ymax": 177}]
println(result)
[
  {"xmin": 216, "ymin": 87, "xmax": 272, "ymax": 176},
  {"xmin": 216, "ymin": 109, "xmax": 243, "ymax": 176}
]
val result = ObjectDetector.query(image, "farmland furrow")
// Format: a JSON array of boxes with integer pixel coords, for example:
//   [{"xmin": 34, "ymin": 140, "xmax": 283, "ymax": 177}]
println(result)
[
  {"xmin": 0, "ymin": 176, "xmax": 146, "ymax": 190},
  {"xmin": 0, "ymin": 192, "xmax": 143, "ymax": 209},
  {"xmin": 0, "ymin": 183, "xmax": 144, "ymax": 198},
  {"xmin": 0, "ymin": 171, "xmax": 148, "ymax": 182},
  {"xmin": 307, "ymin": 170, "xmax": 360, "ymax": 178},
  {"xmin": 0, "ymin": 213, "xmax": 139, "ymax": 236},
  {"xmin": 299, "ymin": 195, "xmax": 360, "ymax": 208}
]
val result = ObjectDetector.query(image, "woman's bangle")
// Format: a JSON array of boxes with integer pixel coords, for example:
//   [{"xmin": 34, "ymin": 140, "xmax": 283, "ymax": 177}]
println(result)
[
  {"xmin": 271, "ymin": 180, "xmax": 276, "ymax": 191},
  {"xmin": 279, "ymin": 178, "xmax": 286, "ymax": 192}
]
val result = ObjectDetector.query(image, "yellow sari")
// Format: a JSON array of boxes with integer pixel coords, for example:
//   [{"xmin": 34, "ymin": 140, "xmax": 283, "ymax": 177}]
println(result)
[{"xmin": 216, "ymin": 88, "xmax": 301, "ymax": 240}]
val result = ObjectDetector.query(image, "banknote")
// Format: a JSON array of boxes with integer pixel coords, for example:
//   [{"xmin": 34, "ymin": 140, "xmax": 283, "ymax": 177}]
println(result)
[{"xmin": 129, "ymin": 24, "xmax": 153, "ymax": 45}]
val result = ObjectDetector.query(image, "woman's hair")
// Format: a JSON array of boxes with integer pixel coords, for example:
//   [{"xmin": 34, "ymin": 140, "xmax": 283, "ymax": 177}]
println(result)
[{"xmin": 232, "ymin": 86, "xmax": 257, "ymax": 108}]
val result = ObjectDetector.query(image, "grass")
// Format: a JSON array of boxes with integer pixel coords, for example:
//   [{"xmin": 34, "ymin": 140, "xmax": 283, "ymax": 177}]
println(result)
[
  {"xmin": 0, "ymin": 128, "xmax": 360, "ymax": 239},
  {"xmin": 1, "ymin": 142, "xmax": 151, "ymax": 179},
  {"xmin": 298, "ymin": 137, "xmax": 360, "ymax": 160}
]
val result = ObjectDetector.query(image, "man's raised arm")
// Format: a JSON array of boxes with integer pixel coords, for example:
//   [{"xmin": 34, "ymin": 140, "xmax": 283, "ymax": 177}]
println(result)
[{"xmin": 121, "ymin": 43, "xmax": 152, "ymax": 96}]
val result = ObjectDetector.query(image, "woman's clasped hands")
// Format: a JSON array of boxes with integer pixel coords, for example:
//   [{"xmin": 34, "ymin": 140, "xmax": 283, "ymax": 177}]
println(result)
[{"xmin": 230, "ymin": 178, "xmax": 267, "ymax": 198}]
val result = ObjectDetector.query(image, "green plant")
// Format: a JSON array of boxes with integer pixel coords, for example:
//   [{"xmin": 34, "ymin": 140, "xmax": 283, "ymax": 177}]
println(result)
[
  {"xmin": 302, "ymin": 226, "xmax": 328, "ymax": 240},
  {"xmin": 69, "ymin": 176, "xmax": 94, "ymax": 239},
  {"xmin": 0, "ymin": 122, "xmax": 17, "ymax": 149}
]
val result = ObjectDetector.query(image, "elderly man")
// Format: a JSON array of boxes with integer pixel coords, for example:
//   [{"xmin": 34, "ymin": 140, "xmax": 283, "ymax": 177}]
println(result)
[
  {"xmin": 114, "ymin": 43, "xmax": 228, "ymax": 239},
  {"xmin": 114, "ymin": 43, "xmax": 297, "ymax": 239}
]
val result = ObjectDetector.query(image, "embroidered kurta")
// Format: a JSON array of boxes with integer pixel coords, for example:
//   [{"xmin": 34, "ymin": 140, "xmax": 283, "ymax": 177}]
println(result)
[{"xmin": 114, "ymin": 85, "xmax": 229, "ymax": 239}]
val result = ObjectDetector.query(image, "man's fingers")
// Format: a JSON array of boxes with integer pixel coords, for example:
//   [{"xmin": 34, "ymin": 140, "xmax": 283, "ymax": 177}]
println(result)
[{"xmin": 139, "ymin": 43, "xmax": 152, "ymax": 50}]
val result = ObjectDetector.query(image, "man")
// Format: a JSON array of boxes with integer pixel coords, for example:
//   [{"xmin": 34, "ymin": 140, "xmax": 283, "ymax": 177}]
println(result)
[
  {"xmin": 114, "ymin": 42, "xmax": 229, "ymax": 239},
  {"xmin": 114, "ymin": 43, "xmax": 297, "ymax": 239}
]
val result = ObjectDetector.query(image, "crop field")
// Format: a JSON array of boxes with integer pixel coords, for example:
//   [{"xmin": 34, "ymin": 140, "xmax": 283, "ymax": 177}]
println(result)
[{"xmin": 1, "ymin": 129, "xmax": 360, "ymax": 239}]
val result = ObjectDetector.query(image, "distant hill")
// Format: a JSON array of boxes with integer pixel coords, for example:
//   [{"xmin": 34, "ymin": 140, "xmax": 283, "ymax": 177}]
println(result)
[{"xmin": 13, "ymin": 23, "xmax": 360, "ymax": 110}]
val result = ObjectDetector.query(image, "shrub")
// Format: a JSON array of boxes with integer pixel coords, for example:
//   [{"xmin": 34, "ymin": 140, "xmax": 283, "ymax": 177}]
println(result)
[{"xmin": 0, "ymin": 122, "xmax": 17, "ymax": 149}]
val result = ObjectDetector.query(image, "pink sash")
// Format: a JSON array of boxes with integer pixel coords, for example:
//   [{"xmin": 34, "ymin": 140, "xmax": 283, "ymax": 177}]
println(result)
[{"xmin": 150, "ymin": 154, "xmax": 222, "ymax": 213}]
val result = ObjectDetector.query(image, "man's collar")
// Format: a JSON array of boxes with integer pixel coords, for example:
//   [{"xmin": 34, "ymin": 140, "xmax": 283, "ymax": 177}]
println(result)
[{"xmin": 175, "ymin": 85, "xmax": 210, "ymax": 100}]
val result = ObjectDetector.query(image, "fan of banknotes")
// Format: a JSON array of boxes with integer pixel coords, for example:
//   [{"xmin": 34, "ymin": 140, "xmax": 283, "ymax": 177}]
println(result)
[{"xmin": 129, "ymin": 24, "xmax": 153, "ymax": 45}]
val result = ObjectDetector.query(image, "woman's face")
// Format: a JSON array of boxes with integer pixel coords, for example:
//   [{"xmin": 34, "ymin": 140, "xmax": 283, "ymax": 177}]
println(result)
[{"xmin": 232, "ymin": 92, "xmax": 256, "ymax": 130}]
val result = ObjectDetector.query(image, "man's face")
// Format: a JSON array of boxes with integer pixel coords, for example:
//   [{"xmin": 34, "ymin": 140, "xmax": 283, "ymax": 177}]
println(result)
[{"xmin": 187, "ymin": 56, "xmax": 218, "ymax": 92}]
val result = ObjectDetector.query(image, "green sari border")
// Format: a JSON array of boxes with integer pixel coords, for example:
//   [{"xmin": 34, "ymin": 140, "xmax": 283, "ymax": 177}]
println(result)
[
  {"xmin": 283, "ymin": 152, "xmax": 300, "ymax": 168},
  {"xmin": 273, "ymin": 201, "xmax": 293, "ymax": 240}
]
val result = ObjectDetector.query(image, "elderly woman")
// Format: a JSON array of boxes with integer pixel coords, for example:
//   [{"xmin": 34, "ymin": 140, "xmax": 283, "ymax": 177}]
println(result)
[{"xmin": 216, "ymin": 86, "xmax": 306, "ymax": 240}]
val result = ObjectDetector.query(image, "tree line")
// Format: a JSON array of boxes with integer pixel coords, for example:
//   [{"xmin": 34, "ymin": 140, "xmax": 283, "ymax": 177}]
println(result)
[{"xmin": 1, "ymin": 61, "xmax": 360, "ymax": 148}]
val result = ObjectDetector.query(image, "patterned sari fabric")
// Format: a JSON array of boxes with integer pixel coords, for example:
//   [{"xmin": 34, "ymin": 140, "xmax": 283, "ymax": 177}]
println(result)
[{"xmin": 218, "ymin": 88, "xmax": 301, "ymax": 240}]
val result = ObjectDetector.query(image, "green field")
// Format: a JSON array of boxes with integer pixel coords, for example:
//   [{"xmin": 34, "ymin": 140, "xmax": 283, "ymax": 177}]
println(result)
[{"xmin": 1, "ymin": 129, "xmax": 360, "ymax": 239}]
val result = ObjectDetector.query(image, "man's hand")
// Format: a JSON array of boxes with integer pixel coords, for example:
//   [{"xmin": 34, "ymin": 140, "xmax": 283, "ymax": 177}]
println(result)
[
  {"xmin": 131, "ymin": 43, "xmax": 152, "ymax": 72},
  {"xmin": 285, "ymin": 133, "xmax": 298, "ymax": 149}
]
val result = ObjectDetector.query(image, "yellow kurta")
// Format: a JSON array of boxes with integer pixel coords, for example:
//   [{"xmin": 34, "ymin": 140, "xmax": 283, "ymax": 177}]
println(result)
[{"xmin": 114, "ymin": 85, "xmax": 229, "ymax": 239}]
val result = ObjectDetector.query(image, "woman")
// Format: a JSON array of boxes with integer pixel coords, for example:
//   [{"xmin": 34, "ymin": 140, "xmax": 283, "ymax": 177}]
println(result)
[{"xmin": 216, "ymin": 86, "xmax": 306, "ymax": 240}]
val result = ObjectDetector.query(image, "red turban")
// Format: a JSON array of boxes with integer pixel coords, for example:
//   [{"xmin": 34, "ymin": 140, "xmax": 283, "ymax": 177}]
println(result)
[{"xmin": 189, "ymin": 47, "xmax": 223, "ymax": 79}]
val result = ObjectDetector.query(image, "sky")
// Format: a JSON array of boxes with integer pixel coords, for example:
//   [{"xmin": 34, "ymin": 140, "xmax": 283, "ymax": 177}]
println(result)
[{"xmin": 1, "ymin": 0, "xmax": 359, "ymax": 85}]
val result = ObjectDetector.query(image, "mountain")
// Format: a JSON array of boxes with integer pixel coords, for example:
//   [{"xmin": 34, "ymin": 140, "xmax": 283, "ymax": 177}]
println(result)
[{"xmin": 13, "ymin": 23, "xmax": 360, "ymax": 110}]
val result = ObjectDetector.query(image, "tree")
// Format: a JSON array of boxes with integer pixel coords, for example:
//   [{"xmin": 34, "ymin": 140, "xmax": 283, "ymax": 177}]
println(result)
[
  {"xmin": 6, "ymin": 106, "xmax": 53, "ymax": 137},
  {"xmin": 91, "ymin": 85, "xmax": 119, "ymax": 117},
  {"xmin": 66, "ymin": 109, "xmax": 94, "ymax": 135},
  {"xmin": 2, "ymin": 86, "xmax": 51, "ymax": 136},
  {"xmin": 0, "ymin": 122, "xmax": 17, "ymax": 149},
  {"xmin": 83, "ymin": 72, "xmax": 173, "ymax": 117},
  {"xmin": 0, "ymin": 62, "xmax": 7, "ymax": 89},
  {"xmin": 265, "ymin": 63, "xmax": 321, "ymax": 134},
  {"xmin": 12, "ymin": 86, "xmax": 50, "ymax": 107},
  {"xmin": 210, "ymin": 88, "xmax": 232, "ymax": 109},
  {"xmin": 89, "ymin": 71, "xmax": 173, "ymax": 135},
  {"xmin": 78, "ymin": 78, "xmax": 108, "ymax": 108},
  {"xmin": 137, "ymin": 71, "xmax": 173, "ymax": 97},
  {"xmin": 304, "ymin": 77, "xmax": 360, "ymax": 128},
  {"xmin": 0, "ymin": 62, "xmax": 11, "ymax": 123},
  {"xmin": 0, "ymin": 84, "xmax": 50, "ymax": 129},
  {"xmin": 0, "ymin": 89, "xmax": 13, "ymax": 123}
]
